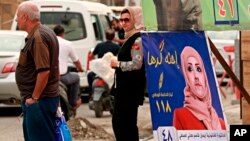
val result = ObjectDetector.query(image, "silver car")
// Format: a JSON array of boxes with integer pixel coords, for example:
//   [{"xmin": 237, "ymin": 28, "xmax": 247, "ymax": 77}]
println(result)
[{"xmin": 0, "ymin": 30, "xmax": 27, "ymax": 107}]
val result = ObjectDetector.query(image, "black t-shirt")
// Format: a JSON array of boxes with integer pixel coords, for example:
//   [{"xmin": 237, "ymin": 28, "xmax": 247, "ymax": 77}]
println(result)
[
  {"xmin": 93, "ymin": 41, "xmax": 120, "ymax": 58},
  {"xmin": 117, "ymin": 28, "xmax": 125, "ymax": 40}
]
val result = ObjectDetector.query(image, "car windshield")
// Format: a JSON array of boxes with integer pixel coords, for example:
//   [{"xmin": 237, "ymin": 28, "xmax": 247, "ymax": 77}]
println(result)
[
  {"xmin": 0, "ymin": 35, "xmax": 24, "ymax": 52},
  {"xmin": 40, "ymin": 12, "xmax": 87, "ymax": 41},
  {"xmin": 207, "ymin": 30, "xmax": 239, "ymax": 40}
]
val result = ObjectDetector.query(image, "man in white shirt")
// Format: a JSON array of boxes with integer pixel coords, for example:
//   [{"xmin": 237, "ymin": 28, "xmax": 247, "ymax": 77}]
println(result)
[{"xmin": 53, "ymin": 25, "xmax": 83, "ymax": 112}]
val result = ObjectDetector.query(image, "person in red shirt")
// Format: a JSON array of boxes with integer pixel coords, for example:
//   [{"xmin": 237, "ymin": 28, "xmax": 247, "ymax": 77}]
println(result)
[{"xmin": 173, "ymin": 46, "xmax": 226, "ymax": 130}]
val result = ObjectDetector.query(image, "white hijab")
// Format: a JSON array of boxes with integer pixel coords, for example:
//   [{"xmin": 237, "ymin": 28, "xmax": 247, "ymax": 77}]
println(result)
[{"xmin": 123, "ymin": 7, "xmax": 144, "ymax": 39}]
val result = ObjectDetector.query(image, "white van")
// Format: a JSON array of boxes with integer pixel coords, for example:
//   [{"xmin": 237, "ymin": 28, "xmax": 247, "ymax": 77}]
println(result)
[{"xmin": 11, "ymin": 0, "xmax": 114, "ymax": 95}]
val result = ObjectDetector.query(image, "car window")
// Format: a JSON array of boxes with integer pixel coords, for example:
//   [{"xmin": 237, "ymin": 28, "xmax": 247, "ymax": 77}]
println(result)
[
  {"xmin": 91, "ymin": 14, "xmax": 111, "ymax": 41},
  {"xmin": 91, "ymin": 14, "xmax": 103, "ymax": 40},
  {"xmin": 207, "ymin": 31, "xmax": 239, "ymax": 40},
  {"xmin": 0, "ymin": 35, "xmax": 24, "ymax": 52},
  {"xmin": 40, "ymin": 12, "xmax": 87, "ymax": 41},
  {"xmin": 99, "ymin": 15, "xmax": 111, "ymax": 31}
]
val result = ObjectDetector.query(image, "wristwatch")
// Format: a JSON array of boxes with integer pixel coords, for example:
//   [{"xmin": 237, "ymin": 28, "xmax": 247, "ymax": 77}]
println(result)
[{"xmin": 31, "ymin": 96, "xmax": 39, "ymax": 101}]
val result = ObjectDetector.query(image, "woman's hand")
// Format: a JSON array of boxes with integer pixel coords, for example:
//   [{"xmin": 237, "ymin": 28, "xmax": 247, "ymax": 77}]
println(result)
[{"xmin": 111, "ymin": 58, "xmax": 119, "ymax": 68}]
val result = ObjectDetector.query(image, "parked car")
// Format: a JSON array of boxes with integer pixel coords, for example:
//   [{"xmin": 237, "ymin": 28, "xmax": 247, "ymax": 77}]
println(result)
[
  {"xmin": 206, "ymin": 30, "xmax": 239, "ymax": 84},
  {"xmin": 0, "ymin": 30, "xmax": 27, "ymax": 107}
]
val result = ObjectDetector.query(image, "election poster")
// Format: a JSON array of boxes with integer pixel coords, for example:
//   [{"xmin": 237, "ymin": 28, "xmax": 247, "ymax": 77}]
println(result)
[
  {"xmin": 142, "ymin": 0, "xmax": 250, "ymax": 31},
  {"xmin": 141, "ymin": 31, "xmax": 228, "ymax": 141}
]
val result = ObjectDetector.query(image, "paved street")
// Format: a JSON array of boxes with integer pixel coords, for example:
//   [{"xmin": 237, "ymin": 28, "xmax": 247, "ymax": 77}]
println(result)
[
  {"xmin": 0, "ymin": 108, "xmax": 23, "ymax": 141},
  {"xmin": 0, "ymin": 87, "xmax": 242, "ymax": 141}
]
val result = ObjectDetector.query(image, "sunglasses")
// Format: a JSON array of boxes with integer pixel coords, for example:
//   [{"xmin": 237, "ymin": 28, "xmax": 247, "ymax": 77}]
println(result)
[{"xmin": 119, "ymin": 18, "xmax": 130, "ymax": 23}]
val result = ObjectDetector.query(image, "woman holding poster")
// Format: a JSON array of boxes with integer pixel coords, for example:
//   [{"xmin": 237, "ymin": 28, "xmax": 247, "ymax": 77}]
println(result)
[{"xmin": 173, "ymin": 46, "xmax": 226, "ymax": 130}]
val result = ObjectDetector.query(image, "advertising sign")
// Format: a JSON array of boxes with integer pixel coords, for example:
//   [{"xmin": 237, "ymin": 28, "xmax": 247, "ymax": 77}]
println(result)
[{"xmin": 141, "ymin": 31, "xmax": 228, "ymax": 141}]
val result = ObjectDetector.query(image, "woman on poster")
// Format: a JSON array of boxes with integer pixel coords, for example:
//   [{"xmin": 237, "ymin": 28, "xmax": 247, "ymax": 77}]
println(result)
[{"xmin": 173, "ymin": 46, "xmax": 226, "ymax": 130}]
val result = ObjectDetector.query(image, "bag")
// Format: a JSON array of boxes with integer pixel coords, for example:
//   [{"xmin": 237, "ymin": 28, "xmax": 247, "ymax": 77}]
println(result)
[
  {"xmin": 89, "ymin": 52, "xmax": 116, "ymax": 89},
  {"xmin": 54, "ymin": 105, "xmax": 72, "ymax": 141}
]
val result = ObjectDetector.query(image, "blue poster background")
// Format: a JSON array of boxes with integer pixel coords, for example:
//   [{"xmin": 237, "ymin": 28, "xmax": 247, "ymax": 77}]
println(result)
[{"xmin": 141, "ymin": 31, "xmax": 225, "ymax": 130}]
